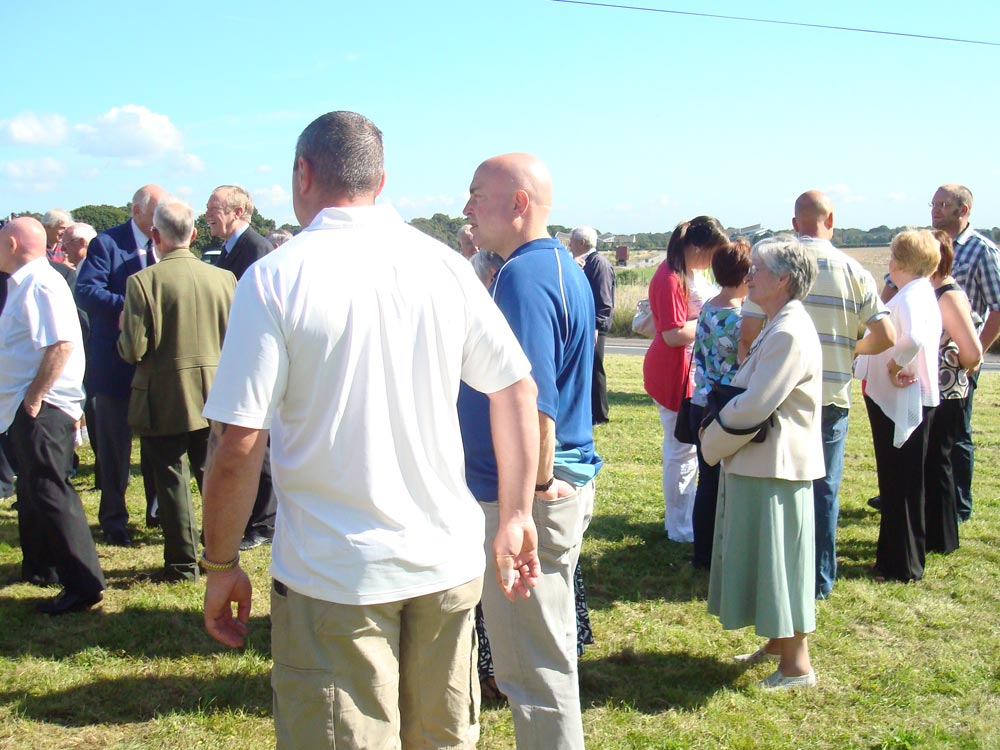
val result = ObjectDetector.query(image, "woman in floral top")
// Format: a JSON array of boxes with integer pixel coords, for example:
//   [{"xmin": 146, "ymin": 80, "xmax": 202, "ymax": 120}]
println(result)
[{"xmin": 690, "ymin": 239, "xmax": 751, "ymax": 569}]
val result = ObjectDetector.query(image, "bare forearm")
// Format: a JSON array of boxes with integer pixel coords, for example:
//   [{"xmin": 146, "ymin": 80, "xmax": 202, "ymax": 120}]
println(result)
[
  {"xmin": 661, "ymin": 319, "xmax": 696, "ymax": 348},
  {"xmin": 979, "ymin": 311, "xmax": 1000, "ymax": 355},
  {"xmin": 488, "ymin": 377, "xmax": 539, "ymax": 523},
  {"xmin": 202, "ymin": 421, "xmax": 268, "ymax": 562},
  {"xmin": 25, "ymin": 342, "xmax": 73, "ymax": 407}
]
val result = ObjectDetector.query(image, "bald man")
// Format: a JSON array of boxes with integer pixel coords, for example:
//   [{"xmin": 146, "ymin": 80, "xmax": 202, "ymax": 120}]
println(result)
[
  {"xmin": 929, "ymin": 183, "xmax": 1000, "ymax": 521},
  {"xmin": 458, "ymin": 153, "xmax": 601, "ymax": 750},
  {"xmin": 0, "ymin": 218, "xmax": 105, "ymax": 614},
  {"xmin": 76, "ymin": 184, "xmax": 166, "ymax": 546},
  {"xmin": 740, "ymin": 190, "xmax": 895, "ymax": 601}
]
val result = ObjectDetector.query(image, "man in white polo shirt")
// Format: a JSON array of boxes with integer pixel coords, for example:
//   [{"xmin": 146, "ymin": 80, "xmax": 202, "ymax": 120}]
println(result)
[
  {"xmin": 0, "ymin": 217, "xmax": 105, "ymax": 615},
  {"xmin": 200, "ymin": 111, "xmax": 541, "ymax": 750}
]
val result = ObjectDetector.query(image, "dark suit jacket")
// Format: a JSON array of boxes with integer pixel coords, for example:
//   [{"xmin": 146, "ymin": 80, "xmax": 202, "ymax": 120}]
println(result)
[
  {"xmin": 582, "ymin": 251, "xmax": 616, "ymax": 333},
  {"xmin": 75, "ymin": 220, "xmax": 145, "ymax": 399},
  {"xmin": 117, "ymin": 249, "xmax": 237, "ymax": 436},
  {"xmin": 217, "ymin": 226, "xmax": 271, "ymax": 280}
]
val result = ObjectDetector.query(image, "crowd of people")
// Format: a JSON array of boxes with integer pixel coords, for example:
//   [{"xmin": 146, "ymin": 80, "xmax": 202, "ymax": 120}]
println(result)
[
  {"xmin": 642, "ymin": 185, "xmax": 996, "ymax": 690},
  {"xmin": 1, "ymin": 104, "xmax": 997, "ymax": 747}
]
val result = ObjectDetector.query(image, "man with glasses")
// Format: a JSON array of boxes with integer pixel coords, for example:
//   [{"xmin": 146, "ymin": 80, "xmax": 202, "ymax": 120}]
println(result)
[{"xmin": 930, "ymin": 183, "xmax": 1000, "ymax": 521}]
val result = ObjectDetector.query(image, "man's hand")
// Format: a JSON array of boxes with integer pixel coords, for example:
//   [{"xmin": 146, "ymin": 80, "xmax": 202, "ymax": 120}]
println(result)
[
  {"xmin": 493, "ymin": 517, "xmax": 540, "ymax": 601},
  {"xmin": 204, "ymin": 567, "xmax": 253, "ymax": 648},
  {"xmin": 887, "ymin": 360, "xmax": 917, "ymax": 388},
  {"xmin": 23, "ymin": 399, "xmax": 42, "ymax": 418},
  {"xmin": 533, "ymin": 477, "xmax": 575, "ymax": 503}
]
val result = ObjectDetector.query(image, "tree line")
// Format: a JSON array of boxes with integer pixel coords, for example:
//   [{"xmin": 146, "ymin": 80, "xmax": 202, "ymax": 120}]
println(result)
[{"xmin": 11, "ymin": 206, "xmax": 1000, "ymax": 257}]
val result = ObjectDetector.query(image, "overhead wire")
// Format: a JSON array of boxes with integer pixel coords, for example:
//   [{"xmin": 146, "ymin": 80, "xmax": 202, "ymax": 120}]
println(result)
[{"xmin": 548, "ymin": 0, "xmax": 1000, "ymax": 48}]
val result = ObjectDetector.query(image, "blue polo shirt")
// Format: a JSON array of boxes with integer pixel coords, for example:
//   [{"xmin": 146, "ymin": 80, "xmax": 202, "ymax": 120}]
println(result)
[{"xmin": 458, "ymin": 237, "xmax": 603, "ymax": 501}]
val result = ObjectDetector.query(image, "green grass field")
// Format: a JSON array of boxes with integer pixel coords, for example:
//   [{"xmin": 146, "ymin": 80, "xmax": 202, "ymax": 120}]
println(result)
[{"xmin": 2, "ymin": 355, "xmax": 998, "ymax": 749}]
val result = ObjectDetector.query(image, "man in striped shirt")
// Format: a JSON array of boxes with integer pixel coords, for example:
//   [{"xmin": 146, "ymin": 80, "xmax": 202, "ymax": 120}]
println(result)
[{"xmin": 741, "ymin": 190, "xmax": 895, "ymax": 598}]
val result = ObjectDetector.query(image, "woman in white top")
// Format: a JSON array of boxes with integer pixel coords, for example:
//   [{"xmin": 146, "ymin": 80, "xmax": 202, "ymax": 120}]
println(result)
[{"xmin": 856, "ymin": 230, "xmax": 942, "ymax": 583}]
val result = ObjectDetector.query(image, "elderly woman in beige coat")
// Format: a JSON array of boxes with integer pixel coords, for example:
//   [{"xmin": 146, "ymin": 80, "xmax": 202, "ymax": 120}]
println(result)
[{"xmin": 700, "ymin": 235, "xmax": 825, "ymax": 689}]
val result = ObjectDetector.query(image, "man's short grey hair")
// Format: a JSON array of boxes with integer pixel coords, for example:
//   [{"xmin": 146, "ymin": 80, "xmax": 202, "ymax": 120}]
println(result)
[
  {"xmin": 295, "ymin": 111, "xmax": 384, "ymax": 198},
  {"xmin": 153, "ymin": 196, "xmax": 196, "ymax": 247},
  {"xmin": 457, "ymin": 224, "xmax": 473, "ymax": 241},
  {"xmin": 751, "ymin": 234, "xmax": 818, "ymax": 301},
  {"xmin": 64, "ymin": 222, "xmax": 96, "ymax": 245},
  {"xmin": 266, "ymin": 229, "xmax": 293, "ymax": 248},
  {"xmin": 213, "ymin": 185, "xmax": 255, "ymax": 217},
  {"xmin": 470, "ymin": 250, "xmax": 504, "ymax": 285},
  {"xmin": 41, "ymin": 208, "xmax": 73, "ymax": 229},
  {"xmin": 570, "ymin": 226, "xmax": 597, "ymax": 250}
]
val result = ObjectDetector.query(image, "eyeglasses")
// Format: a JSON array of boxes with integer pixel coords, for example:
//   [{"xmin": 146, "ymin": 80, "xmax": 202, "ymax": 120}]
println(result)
[
  {"xmin": 746, "ymin": 264, "xmax": 761, "ymax": 279},
  {"xmin": 928, "ymin": 201, "xmax": 956, "ymax": 210}
]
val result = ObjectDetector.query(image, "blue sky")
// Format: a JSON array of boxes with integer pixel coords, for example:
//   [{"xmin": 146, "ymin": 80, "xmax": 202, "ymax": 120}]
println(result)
[{"xmin": 3, "ymin": 1, "xmax": 999, "ymax": 234}]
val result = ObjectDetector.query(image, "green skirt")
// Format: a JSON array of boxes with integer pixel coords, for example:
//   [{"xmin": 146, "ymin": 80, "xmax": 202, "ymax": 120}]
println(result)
[{"xmin": 707, "ymin": 472, "xmax": 816, "ymax": 638}]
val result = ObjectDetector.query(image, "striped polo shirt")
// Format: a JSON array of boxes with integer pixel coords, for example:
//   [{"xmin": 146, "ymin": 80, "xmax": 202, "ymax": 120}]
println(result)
[{"xmin": 744, "ymin": 236, "xmax": 887, "ymax": 409}]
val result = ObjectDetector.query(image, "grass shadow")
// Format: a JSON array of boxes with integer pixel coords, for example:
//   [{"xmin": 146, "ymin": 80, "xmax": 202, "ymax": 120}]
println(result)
[
  {"xmin": 0, "ymin": 672, "xmax": 271, "ymax": 726},
  {"xmin": 581, "ymin": 649, "xmax": 744, "ymax": 712},
  {"xmin": 608, "ymin": 391, "xmax": 655, "ymax": 410}
]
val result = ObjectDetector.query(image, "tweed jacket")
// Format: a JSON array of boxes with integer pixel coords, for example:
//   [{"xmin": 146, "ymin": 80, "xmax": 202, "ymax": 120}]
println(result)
[
  {"xmin": 117, "ymin": 248, "xmax": 236, "ymax": 436},
  {"xmin": 700, "ymin": 299, "xmax": 825, "ymax": 481}
]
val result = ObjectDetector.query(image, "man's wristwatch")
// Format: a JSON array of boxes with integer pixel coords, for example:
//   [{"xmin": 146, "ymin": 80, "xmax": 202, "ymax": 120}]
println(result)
[{"xmin": 535, "ymin": 476, "xmax": 555, "ymax": 492}]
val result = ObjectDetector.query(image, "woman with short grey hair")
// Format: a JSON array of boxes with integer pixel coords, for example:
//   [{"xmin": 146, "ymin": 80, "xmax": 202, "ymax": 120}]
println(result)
[{"xmin": 700, "ymin": 235, "xmax": 824, "ymax": 689}]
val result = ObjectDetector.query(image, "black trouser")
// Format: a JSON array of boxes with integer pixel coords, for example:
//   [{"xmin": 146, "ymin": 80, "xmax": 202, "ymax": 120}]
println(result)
[
  {"xmin": 0, "ymin": 429, "xmax": 16, "ymax": 498},
  {"xmin": 11, "ymin": 402, "xmax": 105, "ymax": 595},
  {"xmin": 243, "ymin": 439, "xmax": 277, "ymax": 540},
  {"xmin": 924, "ymin": 397, "xmax": 963, "ymax": 554},
  {"xmin": 866, "ymin": 396, "xmax": 933, "ymax": 582},
  {"xmin": 91, "ymin": 394, "xmax": 157, "ymax": 534},
  {"xmin": 591, "ymin": 332, "xmax": 609, "ymax": 424},
  {"xmin": 141, "ymin": 428, "xmax": 209, "ymax": 580},
  {"xmin": 688, "ymin": 402, "xmax": 719, "ymax": 569}
]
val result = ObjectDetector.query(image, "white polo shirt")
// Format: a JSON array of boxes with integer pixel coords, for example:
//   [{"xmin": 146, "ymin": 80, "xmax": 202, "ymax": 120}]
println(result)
[
  {"xmin": 203, "ymin": 204, "xmax": 531, "ymax": 605},
  {"xmin": 0, "ymin": 256, "xmax": 85, "ymax": 431}
]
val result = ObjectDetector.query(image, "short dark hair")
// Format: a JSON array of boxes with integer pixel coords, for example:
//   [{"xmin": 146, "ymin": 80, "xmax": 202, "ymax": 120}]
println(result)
[
  {"xmin": 932, "ymin": 229, "xmax": 954, "ymax": 278},
  {"xmin": 712, "ymin": 238, "xmax": 752, "ymax": 287},
  {"xmin": 295, "ymin": 111, "xmax": 384, "ymax": 198}
]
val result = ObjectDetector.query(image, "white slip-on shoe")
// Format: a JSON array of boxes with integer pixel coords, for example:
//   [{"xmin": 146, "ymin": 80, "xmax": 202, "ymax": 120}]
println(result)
[{"xmin": 758, "ymin": 669, "xmax": 817, "ymax": 689}]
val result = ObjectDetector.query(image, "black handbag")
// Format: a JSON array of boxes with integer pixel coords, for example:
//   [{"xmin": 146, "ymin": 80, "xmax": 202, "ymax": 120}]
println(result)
[
  {"xmin": 703, "ymin": 383, "xmax": 771, "ymax": 444},
  {"xmin": 673, "ymin": 360, "xmax": 698, "ymax": 445}
]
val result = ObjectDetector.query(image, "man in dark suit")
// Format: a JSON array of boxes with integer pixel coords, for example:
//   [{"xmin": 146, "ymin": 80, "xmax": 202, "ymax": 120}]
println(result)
[
  {"xmin": 118, "ymin": 196, "xmax": 236, "ymax": 581},
  {"xmin": 75, "ymin": 184, "xmax": 166, "ymax": 546},
  {"xmin": 569, "ymin": 226, "xmax": 616, "ymax": 425},
  {"xmin": 205, "ymin": 184, "xmax": 276, "ymax": 550}
]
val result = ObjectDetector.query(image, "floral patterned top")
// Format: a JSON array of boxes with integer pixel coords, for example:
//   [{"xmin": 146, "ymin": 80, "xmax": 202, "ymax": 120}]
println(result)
[{"xmin": 692, "ymin": 300, "xmax": 742, "ymax": 407}]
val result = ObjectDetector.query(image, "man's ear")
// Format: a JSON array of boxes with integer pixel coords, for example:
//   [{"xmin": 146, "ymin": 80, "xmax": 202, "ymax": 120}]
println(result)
[
  {"xmin": 374, "ymin": 170, "xmax": 387, "ymax": 199},
  {"xmin": 150, "ymin": 226, "xmax": 162, "ymax": 249},
  {"xmin": 824, "ymin": 211, "xmax": 834, "ymax": 230},
  {"xmin": 513, "ymin": 189, "xmax": 529, "ymax": 217},
  {"xmin": 189, "ymin": 227, "xmax": 198, "ymax": 245},
  {"xmin": 296, "ymin": 156, "xmax": 313, "ymax": 195}
]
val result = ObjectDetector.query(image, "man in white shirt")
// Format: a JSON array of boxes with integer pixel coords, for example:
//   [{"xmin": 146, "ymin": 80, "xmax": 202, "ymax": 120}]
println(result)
[
  {"xmin": 200, "ymin": 111, "xmax": 541, "ymax": 750},
  {"xmin": 0, "ymin": 217, "xmax": 105, "ymax": 614}
]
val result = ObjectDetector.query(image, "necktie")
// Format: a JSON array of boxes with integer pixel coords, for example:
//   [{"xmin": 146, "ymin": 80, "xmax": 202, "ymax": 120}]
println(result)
[{"xmin": 146, "ymin": 239, "xmax": 156, "ymax": 267}]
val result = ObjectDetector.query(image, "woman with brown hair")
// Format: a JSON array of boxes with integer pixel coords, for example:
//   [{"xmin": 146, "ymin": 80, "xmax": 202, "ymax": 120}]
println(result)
[{"xmin": 643, "ymin": 216, "xmax": 728, "ymax": 542}]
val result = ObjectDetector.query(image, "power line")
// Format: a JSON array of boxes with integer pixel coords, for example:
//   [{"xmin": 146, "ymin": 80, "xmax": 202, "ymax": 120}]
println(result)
[{"xmin": 548, "ymin": 0, "xmax": 1000, "ymax": 48}]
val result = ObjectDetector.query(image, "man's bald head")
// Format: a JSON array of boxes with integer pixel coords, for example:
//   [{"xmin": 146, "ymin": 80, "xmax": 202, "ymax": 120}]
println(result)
[
  {"xmin": 0, "ymin": 217, "xmax": 48, "ymax": 273},
  {"xmin": 793, "ymin": 190, "xmax": 834, "ymax": 240},
  {"xmin": 131, "ymin": 184, "xmax": 167, "ymax": 236},
  {"xmin": 463, "ymin": 152, "xmax": 553, "ymax": 258}
]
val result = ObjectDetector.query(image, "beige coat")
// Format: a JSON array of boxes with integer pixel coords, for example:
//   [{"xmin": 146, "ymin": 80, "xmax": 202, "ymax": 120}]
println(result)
[{"xmin": 700, "ymin": 299, "xmax": 825, "ymax": 480}]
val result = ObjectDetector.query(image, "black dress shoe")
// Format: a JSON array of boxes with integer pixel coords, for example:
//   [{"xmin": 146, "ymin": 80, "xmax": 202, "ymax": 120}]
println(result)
[
  {"xmin": 239, "ymin": 533, "xmax": 273, "ymax": 551},
  {"xmin": 146, "ymin": 513, "xmax": 160, "ymax": 529},
  {"xmin": 24, "ymin": 570, "xmax": 61, "ymax": 587},
  {"xmin": 36, "ymin": 588, "xmax": 103, "ymax": 616},
  {"xmin": 105, "ymin": 529, "xmax": 133, "ymax": 547},
  {"xmin": 867, "ymin": 496, "xmax": 882, "ymax": 511}
]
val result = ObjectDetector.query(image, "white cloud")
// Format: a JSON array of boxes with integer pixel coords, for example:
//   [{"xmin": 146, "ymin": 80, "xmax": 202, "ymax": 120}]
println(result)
[
  {"xmin": 658, "ymin": 195, "xmax": 671, "ymax": 207},
  {"xmin": 344, "ymin": 52, "xmax": 361, "ymax": 63},
  {"xmin": 174, "ymin": 185, "xmax": 194, "ymax": 197},
  {"xmin": 253, "ymin": 184, "xmax": 292, "ymax": 210},
  {"xmin": 0, "ymin": 157, "xmax": 67, "ymax": 181},
  {"xmin": 823, "ymin": 183, "xmax": 865, "ymax": 204},
  {"xmin": 0, "ymin": 113, "xmax": 68, "ymax": 146},
  {"xmin": 74, "ymin": 105, "xmax": 202, "ymax": 174},
  {"xmin": 886, "ymin": 192, "xmax": 907, "ymax": 203},
  {"xmin": 256, "ymin": 164, "xmax": 272, "ymax": 174}
]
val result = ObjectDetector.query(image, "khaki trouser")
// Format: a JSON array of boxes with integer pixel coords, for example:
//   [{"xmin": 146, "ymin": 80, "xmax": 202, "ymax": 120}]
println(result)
[{"xmin": 271, "ymin": 576, "xmax": 483, "ymax": 750}]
